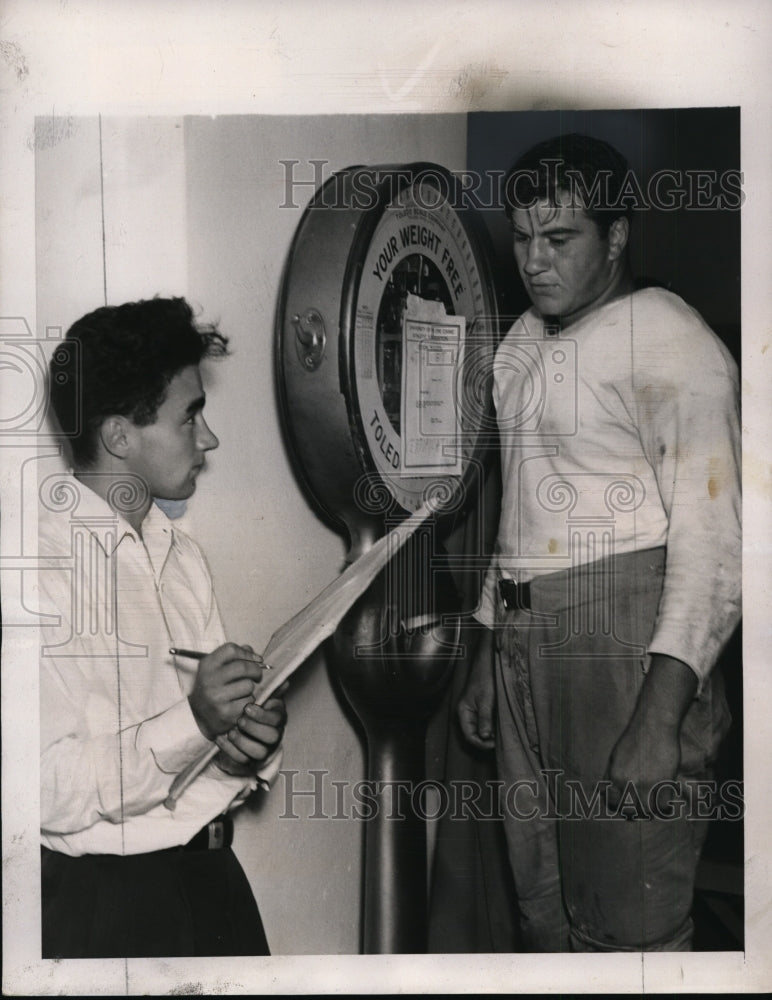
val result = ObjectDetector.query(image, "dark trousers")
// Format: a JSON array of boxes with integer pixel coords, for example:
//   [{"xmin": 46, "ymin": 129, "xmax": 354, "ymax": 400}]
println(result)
[
  {"xmin": 494, "ymin": 547, "xmax": 731, "ymax": 951},
  {"xmin": 41, "ymin": 845, "xmax": 270, "ymax": 958}
]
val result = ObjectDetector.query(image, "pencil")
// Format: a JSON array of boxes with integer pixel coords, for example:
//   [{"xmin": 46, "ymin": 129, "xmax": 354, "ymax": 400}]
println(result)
[
  {"xmin": 169, "ymin": 646, "xmax": 270, "ymax": 664},
  {"xmin": 169, "ymin": 647, "xmax": 206, "ymax": 659}
]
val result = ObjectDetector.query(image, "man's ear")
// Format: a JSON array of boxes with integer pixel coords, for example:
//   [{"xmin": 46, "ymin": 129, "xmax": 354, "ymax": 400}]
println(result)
[
  {"xmin": 99, "ymin": 415, "xmax": 132, "ymax": 459},
  {"xmin": 607, "ymin": 216, "xmax": 630, "ymax": 261}
]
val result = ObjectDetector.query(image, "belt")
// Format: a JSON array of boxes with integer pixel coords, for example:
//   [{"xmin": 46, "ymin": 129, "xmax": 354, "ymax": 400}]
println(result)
[
  {"xmin": 498, "ymin": 577, "xmax": 532, "ymax": 611},
  {"xmin": 183, "ymin": 815, "xmax": 233, "ymax": 852},
  {"xmin": 40, "ymin": 816, "xmax": 234, "ymax": 861}
]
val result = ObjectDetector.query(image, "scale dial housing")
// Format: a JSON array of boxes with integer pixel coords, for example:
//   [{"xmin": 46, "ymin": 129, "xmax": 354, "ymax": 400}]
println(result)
[{"xmin": 276, "ymin": 162, "xmax": 499, "ymax": 554}]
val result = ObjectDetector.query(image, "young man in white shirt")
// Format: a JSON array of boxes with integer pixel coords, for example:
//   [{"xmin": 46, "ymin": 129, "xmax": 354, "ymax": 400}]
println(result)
[
  {"xmin": 458, "ymin": 134, "xmax": 741, "ymax": 952},
  {"xmin": 40, "ymin": 297, "xmax": 286, "ymax": 957}
]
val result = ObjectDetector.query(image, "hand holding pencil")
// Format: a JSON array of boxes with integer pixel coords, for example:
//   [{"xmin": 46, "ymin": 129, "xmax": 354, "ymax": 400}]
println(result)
[
  {"xmin": 164, "ymin": 500, "xmax": 434, "ymax": 809},
  {"xmin": 165, "ymin": 643, "xmax": 290, "ymax": 808},
  {"xmin": 171, "ymin": 645, "xmax": 285, "ymax": 782},
  {"xmin": 183, "ymin": 643, "xmax": 267, "ymax": 741}
]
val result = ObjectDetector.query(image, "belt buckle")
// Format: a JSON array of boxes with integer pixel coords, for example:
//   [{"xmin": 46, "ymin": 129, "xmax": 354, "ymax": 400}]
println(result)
[
  {"xmin": 499, "ymin": 577, "xmax": 531, "ymax": 611},
  {"xmin": 207, "ymin": 818, "xmax": 225, "ymax": 850}
]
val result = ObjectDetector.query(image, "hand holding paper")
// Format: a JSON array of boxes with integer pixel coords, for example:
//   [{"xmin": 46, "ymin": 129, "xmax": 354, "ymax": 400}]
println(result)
[
  {"xmin": 186, "ymin": 643, "xmax": 266, "ymax": 740},
  {"xmin": 164, "ymin": 502, "xmax": 434, "ymax": 808}
]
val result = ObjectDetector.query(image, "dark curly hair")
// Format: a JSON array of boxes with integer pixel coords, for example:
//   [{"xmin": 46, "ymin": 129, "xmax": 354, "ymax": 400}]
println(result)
[
  {"xmin": 503, "ymin": 133, "xmax": 634, "ymax": 236},
  {"xmin": 49, "ymin": 297, "xmax": 229, "ymax": 467}
]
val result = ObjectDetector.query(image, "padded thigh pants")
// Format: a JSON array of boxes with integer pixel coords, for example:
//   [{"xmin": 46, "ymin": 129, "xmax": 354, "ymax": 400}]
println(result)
[{"xmin": 493, "ymin": 547, "xmax": 731, "ymax": 952}]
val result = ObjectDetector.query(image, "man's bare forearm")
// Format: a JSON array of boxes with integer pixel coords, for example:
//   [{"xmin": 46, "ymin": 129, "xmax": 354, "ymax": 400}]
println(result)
[
  {"xmin": 635, "ymin": 653, "xmax": 698, "ymax": 732},
  {"xmin": 606, "ymin": 653, "xmax": 699, "ymax": 797}
]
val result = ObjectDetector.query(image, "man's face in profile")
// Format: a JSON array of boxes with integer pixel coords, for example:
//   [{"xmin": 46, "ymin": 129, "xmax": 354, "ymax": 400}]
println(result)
[
  {"xmin": 511, "ymin": 193, "xmax": 624, "ymax": 326},
  {"xmin": 122, "ymin": 364, "xmax": 219, "ymax": 501}
]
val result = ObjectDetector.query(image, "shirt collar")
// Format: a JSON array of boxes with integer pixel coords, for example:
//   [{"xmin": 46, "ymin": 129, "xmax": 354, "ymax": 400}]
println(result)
[
  {"xmin": 69, "ymin": 478, "xmax": 174, "ymax": 559},
  {"xmin": 141, "ymin": 501, "xmax": 176, "ymax": 577}
]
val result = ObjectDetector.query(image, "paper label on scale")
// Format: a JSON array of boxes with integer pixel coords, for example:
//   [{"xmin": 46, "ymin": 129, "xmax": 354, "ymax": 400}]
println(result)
[{"xmin": 401, "ymin": 294, "xmax": 464, "ymax": 475}]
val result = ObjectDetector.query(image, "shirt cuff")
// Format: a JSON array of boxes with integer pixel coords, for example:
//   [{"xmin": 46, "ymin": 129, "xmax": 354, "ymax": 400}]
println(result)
[
  {"xmin": 647, "ymin": 596, "xmax": 741, "ymax": 698},
  {"xmin": 474, "ymin": 583, "xmax": 497, "ymax": 628},
  {"xmin": 474, "ymin": 560, "xmax": 499, "ymax": 628},
  {"xmin": 136, "ymin": 697, "xmax": 213, "ymax": 774},
  {"xmin": 255, "ymin": 746, "xmax": 284, "ymax": 791},
  {"xmin": 214, "ymin": 745, "xmax": 285, "ymax": 793}
]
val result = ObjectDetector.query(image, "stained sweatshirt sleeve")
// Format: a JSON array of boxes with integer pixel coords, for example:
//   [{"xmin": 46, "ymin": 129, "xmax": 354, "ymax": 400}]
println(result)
[{"xmin": 631, "ymin": 295, "xmax": 742, "ymax": 692}]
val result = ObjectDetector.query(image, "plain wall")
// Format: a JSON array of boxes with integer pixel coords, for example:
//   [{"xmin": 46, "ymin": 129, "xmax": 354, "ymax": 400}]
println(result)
[
  {"xmin": 35, "ymin": 113, "xmax": 467, "ymax": 955},
  {"xmin": 183, "ymin": 114, "xmax": 467, "ymax": 954}
]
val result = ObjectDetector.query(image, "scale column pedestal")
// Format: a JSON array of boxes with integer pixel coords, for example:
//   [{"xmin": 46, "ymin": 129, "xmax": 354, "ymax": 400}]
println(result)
[{"xmin": 332, "ymin": 559, "xmax": 460, "ymax": 955}]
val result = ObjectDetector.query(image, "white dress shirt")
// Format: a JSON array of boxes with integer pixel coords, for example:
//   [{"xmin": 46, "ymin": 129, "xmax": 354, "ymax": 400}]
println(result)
[
  {"xmin": 476, "ymin": 288, "xmax": 741, "ymax": 689},
  {"xmin": 39, "ymin": 480, "xmax": 277, "ymax": 856}
]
